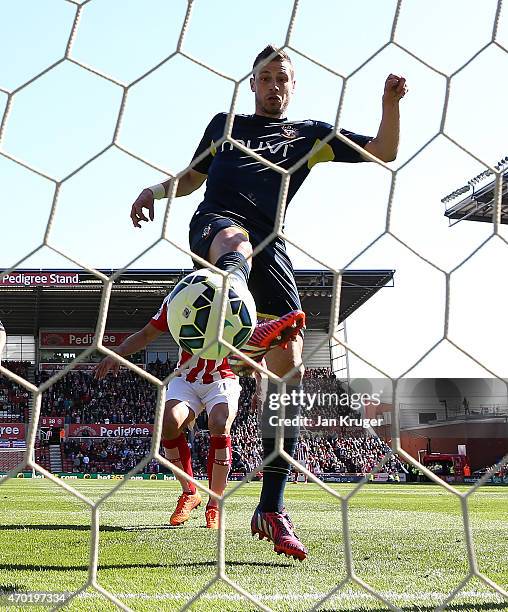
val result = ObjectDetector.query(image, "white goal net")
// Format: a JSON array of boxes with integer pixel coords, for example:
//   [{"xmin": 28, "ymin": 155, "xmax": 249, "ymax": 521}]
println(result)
[{"xmin": 0, "ymin": 0, "xmax": 507, "ymax": 610}]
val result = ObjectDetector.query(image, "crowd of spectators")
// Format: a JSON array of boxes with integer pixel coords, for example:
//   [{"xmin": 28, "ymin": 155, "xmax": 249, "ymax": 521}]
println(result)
[
  {"xmin": 57, "ymin": 373, "xmax": 403, "ymax": 477},
  {"xmin": 37, "ymin": 363, "xmax": 352, "ymax": 425},
  {"xmin": 62, "ymin": 437, "xmax": 153, "ymax": 474},
  {"xmin": 302, "ymin": 367, "xmax": 356, "ymax": 422},
  {"xmin": 304, "ymin": 367, "xmax": 335, "ymax": 379},
  {"xmin": 0, "ymin": 361, "xmax": 30, "ymax": 422},
  {"xmin": 2, "ymin": 361, "xmax": 30, "ymax": 377},
  {"xmin": 59, "ymin": 430, "xmax": 404, "ymax": 477},
  {"xmin": 295, "ymin": 434, "xmax": 405, "ymax": 475},
  {"xmin": 38, "ymin": 361, "xmax": 176, "ymax": 423},
  {"xmin": 38, "ymin": 369, "xmax": 166, "ymax": 424},
  {"xmin": 0, "ymin": 361, "xmax": 404, "ymax": 477},
  {"xmin": 146, "ymin": 360, "xmax": 175, "ymax": 379}
]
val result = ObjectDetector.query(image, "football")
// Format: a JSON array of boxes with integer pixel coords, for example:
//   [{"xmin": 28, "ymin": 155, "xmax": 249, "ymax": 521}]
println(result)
[{"xmin": 166, "ymin": 268, "xmax": 257, "ymax": 359}]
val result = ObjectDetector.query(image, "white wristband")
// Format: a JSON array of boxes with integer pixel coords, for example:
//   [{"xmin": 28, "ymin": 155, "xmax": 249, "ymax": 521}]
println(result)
[{"xmin": 148, "ymin": 183, "xmax": 166, "ymax": 200}]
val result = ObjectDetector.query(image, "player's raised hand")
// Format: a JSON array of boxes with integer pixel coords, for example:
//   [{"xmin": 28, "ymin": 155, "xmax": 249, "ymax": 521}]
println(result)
[
  {"xmin": 383, "ymin": 74, "xmax": 408, "ymax": 105},
  {"xmin": 130, "ymin": 188, "xmax": 155, "ymax": 228},
  {"xmin": 94, "ymin": 355, "xmax": 120, "ymax": 380}
]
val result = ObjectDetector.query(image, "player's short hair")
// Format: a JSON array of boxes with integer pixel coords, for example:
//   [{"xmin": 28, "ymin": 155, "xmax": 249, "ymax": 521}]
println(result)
[{"xmin": 252, "ymin": 45, "xmax": 293, "ymax": 76}]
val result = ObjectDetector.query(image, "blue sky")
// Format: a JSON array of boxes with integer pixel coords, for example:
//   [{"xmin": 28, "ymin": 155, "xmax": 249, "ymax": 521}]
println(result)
[{"xmin": 1, "ymin": 0, "xmax": 508, "ymax": 378}]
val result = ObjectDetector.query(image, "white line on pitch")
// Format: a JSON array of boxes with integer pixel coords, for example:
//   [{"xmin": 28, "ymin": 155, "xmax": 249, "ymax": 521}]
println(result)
[{"xmin": 77, "ymin": 590, "xmax": 505, "ymax": 602}]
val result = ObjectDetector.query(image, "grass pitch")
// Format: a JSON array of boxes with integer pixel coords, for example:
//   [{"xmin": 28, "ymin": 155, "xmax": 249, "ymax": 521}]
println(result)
[{"xmin": 0, "ymin": 479, "xmax": 506, "ymax": 611}]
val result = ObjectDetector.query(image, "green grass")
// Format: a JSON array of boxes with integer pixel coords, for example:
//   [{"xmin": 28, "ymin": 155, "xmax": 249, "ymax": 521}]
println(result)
[{"xmin": 0, "ymin": 480, "xmax": 506, "ymax": 611}]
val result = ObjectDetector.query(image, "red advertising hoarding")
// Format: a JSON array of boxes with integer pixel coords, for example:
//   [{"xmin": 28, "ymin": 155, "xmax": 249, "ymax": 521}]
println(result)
[
  {"xmin": 39, "ymin": 363, "xmax": 146, "ymax": 372},
  {"xmin": 40, "ymin": 331, "xmax": 132, "ymax": 348},
  {"xmin": 68, "ymin": 423, "xmax": 153, "ymax": 438},
  {"xmin": 0, "ymin": 272, "xmax": 80, "ymax": 286},
  {"xmin": 40, "ymin": 416, "xmax": 65, "ymax": 428},
  {"xmin": 0, "ymin": 423, "xmax": 25, "ymax": 440},
  {"xmin": 39, "ymin": 363, "xmax": 98, "ymax": 372}
]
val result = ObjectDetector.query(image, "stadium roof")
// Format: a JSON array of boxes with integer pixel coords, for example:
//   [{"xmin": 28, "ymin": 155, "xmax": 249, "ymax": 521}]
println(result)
[
  {"xmin": 443, "ymin": 162, "xmax": 508, "ymax": 225},
  {"xmin": 0, "ymin": 269, "xmax": 394, "ymax": 335}
]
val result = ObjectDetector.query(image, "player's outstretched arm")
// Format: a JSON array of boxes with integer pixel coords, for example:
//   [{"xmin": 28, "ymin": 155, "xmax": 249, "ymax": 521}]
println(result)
[
  {"xmin": 130, "ymin": 169, "xmax": 207, "ymax": 228},
  {"xmin": 364, "ymin": 73, "xmax": 407, "ymax": 163},
  {"xmin": 94, "ymin": 323, "xmax": 163, "ymax": 379}
]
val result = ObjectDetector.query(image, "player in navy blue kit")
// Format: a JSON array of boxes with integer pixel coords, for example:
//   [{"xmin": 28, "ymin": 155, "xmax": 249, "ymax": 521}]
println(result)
[{"xmin": 130, "ymin": 45, "xmax": 407, "ymax": 560}]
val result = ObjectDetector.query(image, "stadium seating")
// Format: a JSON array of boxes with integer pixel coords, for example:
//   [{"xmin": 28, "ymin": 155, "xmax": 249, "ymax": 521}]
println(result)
[
  {"xmin": 0, "ymin": 363, "xmax": 406, "ymax": 475},
  {"xmin": 0, "ymin": 361, "xmax": 30, "ymax": 423},
  {"xmin": 38, "ymin": 367, "xmax": 406, "ymax": 476}
]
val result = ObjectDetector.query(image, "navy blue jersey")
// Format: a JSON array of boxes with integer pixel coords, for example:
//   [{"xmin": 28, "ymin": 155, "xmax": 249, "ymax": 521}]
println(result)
[{"xmin": 191, "ymin": 113, "xmax": 372, "ymax": 233}]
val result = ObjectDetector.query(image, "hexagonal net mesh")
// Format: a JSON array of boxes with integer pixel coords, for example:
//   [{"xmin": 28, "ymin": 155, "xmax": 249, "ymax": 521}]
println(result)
[{"xmin": 0, "ymin": 0, "xmax": 507, "ymax": 610}]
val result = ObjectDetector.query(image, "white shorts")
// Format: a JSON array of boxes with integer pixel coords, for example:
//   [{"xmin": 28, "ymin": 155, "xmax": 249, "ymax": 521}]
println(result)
[{"xmin": 166, "ymin": 376, "xmax": 242, "ymax": 417}]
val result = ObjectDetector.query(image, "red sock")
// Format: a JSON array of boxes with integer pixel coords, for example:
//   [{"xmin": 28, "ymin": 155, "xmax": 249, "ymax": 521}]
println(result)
[
  {"xmin": 207, "ymin": 434, "xmax": 232, "ymax": 508},
  {"xmin": 163, "ymin": 434, "xmax": 196, "ymax": 495}
]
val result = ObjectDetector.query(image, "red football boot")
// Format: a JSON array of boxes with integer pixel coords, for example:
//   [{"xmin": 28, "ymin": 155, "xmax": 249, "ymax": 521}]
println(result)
[
  {"xmin": 229, "ymin": 310, "xmax": 306, "ymax": 376},
  {"xmin": 205, "ymin": 505, "xmax": 220, "ymax": 529},
  {"xmin": 169, "ymin": 492, "xmax": 202, "ymax": 526},
  {"xmin": 251, "ymin": 506, "xmax": 308, "ymax": 561}
]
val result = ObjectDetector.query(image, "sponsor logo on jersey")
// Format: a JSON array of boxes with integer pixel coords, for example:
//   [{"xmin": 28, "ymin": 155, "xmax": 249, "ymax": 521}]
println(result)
[
  {"xmin": 202, "ymin": 224, "xmax": 212, "ymax": 238},
  {"xmin": 220, "ymin": 139, "xmax": 295, "ymax": 157},
  {"xmin": 281, "ymin": 125, "xmax": 297, "ymax": 139}
]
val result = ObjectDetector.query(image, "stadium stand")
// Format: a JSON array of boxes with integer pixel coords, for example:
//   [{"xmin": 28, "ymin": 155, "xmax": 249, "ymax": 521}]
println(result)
[
  {"xmin": 37, "ymin": 367, "xmax": 174, "ymax": 424},
  {"xmin": 298, "ymin": 435, "xmax": 405, "ymax": 475},
  {"xmin": 0, "ymin": 361, "xmax": 30, "ymax": 423},
  {"xmin": 32, "ymin": 367, "xmax": 406, "ymax": 477},
  {"xmin": 0, "ymin": 362, "xmax": 31, "ymax": 472},
  {"xmin": 34, "ymin": 439, "xmax": 51, "ymax": 471},
  {"xmin": 0, "ymin": 361, "xmax": 405, "ymax": 476},
  {"xmin": 62, "ymin": 437, "xmax": 152, "ymax": 474}
]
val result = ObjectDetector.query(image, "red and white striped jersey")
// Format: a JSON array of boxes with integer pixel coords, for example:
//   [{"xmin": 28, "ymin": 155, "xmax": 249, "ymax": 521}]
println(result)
[
  {"xmin": 295, "ymin": 440, "xmax": 309, "ymax": 463},
  {"xmin": 150, "ymin": 295, "xmax": 236, "ymax": 384}
]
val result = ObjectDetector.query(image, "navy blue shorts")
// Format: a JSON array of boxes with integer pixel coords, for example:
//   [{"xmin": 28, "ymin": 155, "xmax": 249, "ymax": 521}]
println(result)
[{"xmin": 189, "ymin": 212, "xmax": 301, "ymax": 319}]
